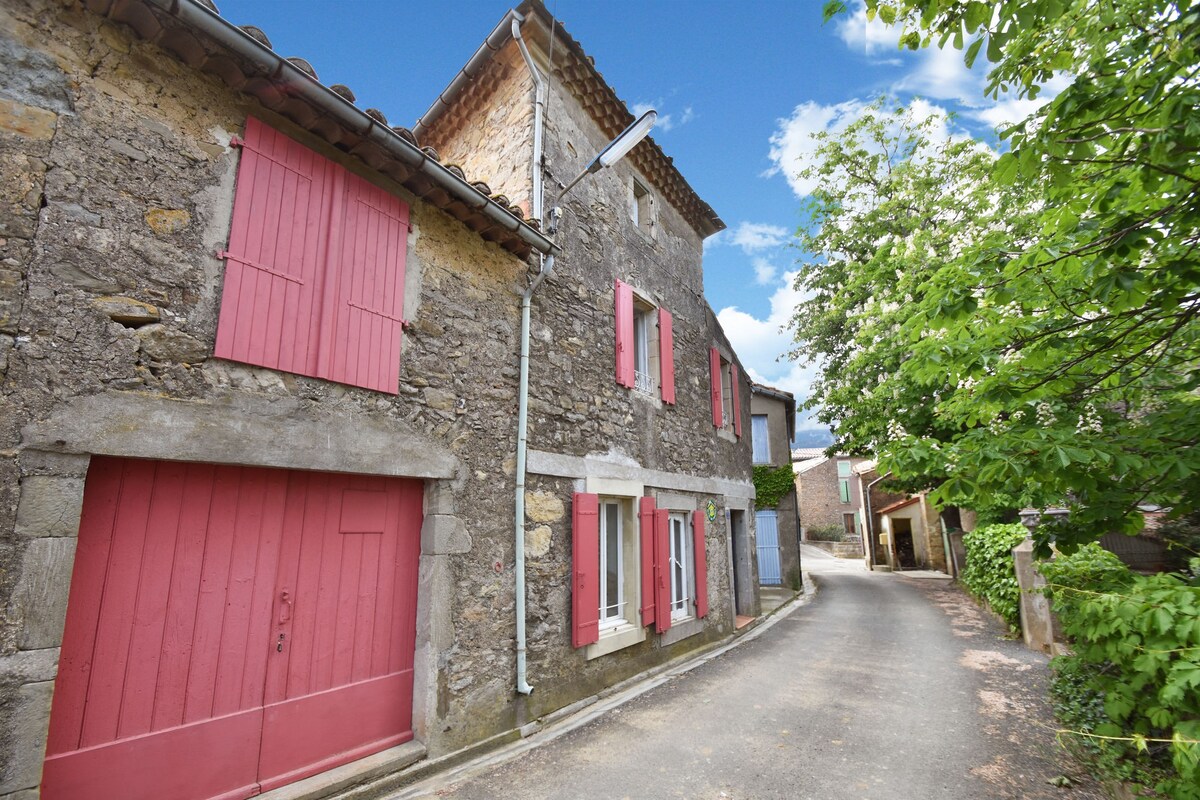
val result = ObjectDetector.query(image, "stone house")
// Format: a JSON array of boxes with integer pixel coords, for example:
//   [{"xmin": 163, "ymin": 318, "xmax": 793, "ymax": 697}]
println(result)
[
  {"xmin": 793, "ymin": 453, "xmax": 872, "ymax": 544},
  {"xmin": 749, "ymin": 383, "xmax": 800, "ymax": 587},
  {"xmin": 0, "ymin": 1, "xmax": 756, "ymax": 799}
]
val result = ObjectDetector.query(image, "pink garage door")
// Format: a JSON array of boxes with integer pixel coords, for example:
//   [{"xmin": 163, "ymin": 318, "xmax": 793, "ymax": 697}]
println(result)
[{"xmin": 42, "ymin": 457, "xmax": 423, "ymax": 800}]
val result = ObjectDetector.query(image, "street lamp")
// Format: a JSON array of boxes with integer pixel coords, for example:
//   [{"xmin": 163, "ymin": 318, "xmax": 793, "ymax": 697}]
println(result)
[{"xmin": 552, "ymin": 109, "xmax": 657, "ymax": 221}]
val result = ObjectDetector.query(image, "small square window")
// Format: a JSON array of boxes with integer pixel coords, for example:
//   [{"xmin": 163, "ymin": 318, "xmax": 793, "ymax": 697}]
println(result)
[{"xmin": 631, "ymin": 179, "xmax": 652, "ymax": 235}]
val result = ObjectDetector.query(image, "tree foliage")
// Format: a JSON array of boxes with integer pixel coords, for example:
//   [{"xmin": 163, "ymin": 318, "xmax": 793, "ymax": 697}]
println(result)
[{"xmin": 797, "ymin": 1, "xmax": 1200, "ymax": 555}]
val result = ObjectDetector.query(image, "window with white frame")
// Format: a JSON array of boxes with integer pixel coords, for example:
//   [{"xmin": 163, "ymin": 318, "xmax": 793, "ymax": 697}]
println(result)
[
  {"xmin": 600, "ymin": 499, "xmax": 627, "ymax": 628},
  {"xmin": 632, "ymin": 302, "xmax": 656, "ymax": 396},
  {"xmin": 751, "ymin": 415, "xmax": 770, "ymax": 463},
  {"xmin": 668, "ymin": 512, "xmax": 692, "ymax": 620}
]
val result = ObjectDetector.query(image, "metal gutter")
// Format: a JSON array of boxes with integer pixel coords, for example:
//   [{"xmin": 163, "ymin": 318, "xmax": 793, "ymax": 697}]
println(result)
[
  {"xmin": 414, "ymin": 10, "xmax": 524, "ymax": 140},
  {"xmin": 153, "ymin": 0, "xmax": 558, "ymax": 257}
]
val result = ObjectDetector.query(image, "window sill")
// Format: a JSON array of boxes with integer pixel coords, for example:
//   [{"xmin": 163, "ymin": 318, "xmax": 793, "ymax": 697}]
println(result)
[
  {"xmin": 585, "ymin": 620, "xmax": 646, "ymax": 660},
  {"xmin": 659, "ymin": 616, "xmax": 703, "ymax": 647}
]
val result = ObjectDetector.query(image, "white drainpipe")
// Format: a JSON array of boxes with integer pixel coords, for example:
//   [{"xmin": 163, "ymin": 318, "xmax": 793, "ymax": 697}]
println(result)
[{"xmin": 512, "ymin": 18, "xmax": 547, "ymax": 697}]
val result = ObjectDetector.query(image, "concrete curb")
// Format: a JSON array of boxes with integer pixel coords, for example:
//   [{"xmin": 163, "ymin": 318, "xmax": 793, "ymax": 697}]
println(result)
[{"xmin": 385, "ymin": 581, "xmax": 820, "ymax": 799}]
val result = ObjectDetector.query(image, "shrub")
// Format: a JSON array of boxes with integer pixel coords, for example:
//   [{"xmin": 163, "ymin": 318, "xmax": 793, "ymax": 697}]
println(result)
[
  {"xmin": 806, "ymin": 524, "xmax": 844, "ymax": 542},
  {"xmin": 960, "ymin": 522, "xmax": 1027, "ymax": 630},
  {"xmin": 1042, "ymin": 547, "xmax": 1200, "ymax": 798}
]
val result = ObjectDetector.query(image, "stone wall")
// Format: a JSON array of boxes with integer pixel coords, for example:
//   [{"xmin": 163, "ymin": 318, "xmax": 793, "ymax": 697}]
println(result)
[
  {"xmin": 0, "ymin": 0, "xmax": 544, "ymax": 790},
  {"xmin": 423, "ymin": 37, "xmax": 756, "ymax": 729},
  {"xmin": 797, "ymin": 457, "xmax": 868, "ymax": 533},
  {"xmin": 0, "ymin": 2, "xmax": 756, "ymax": 795},
  {"xmin": 749, "ymin": 391, "xmax": 801, "ymax": 585}
]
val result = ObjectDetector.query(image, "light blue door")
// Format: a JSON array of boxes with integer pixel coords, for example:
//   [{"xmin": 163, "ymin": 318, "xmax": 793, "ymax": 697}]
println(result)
[{"xmin": 755, "ymin": 510, "xmax": 781, "ymax": 586}]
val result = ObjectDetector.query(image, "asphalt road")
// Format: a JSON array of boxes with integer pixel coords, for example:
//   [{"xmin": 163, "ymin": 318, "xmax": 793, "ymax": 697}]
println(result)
[{"xmin": 400, "ymin": 547, "xmax": 1104, "ymax": 800}]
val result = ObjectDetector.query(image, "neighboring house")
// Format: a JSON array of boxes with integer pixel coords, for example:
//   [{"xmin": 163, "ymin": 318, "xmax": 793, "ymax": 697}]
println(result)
[
  {"xmin": 852, "ymin": 462, "xmax": 949, "ymax": 573},
  {"xmin": 750, "ymin": 383, "xmax": 800, "ymax": 587},
  {"xmin": 0, "ymin": 2, "xmax": 755, "ymax": 800},
  {"xmin": 793, "ymin": 453, "xmax": 872, "ymax": 544}
]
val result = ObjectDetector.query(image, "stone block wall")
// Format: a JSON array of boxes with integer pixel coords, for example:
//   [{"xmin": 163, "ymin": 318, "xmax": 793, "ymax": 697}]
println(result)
[
  {"xmin": 0, "ymin": 0, "xmax": 553, "ymax": 786},
  {"xmin": 797, "ymin": 457, "xmax": 865, "ymax": 533}
]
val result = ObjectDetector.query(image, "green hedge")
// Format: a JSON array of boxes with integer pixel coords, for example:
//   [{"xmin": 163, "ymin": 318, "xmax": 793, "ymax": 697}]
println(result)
[
  {"xmin": 1042, "ymin": 546, "xmax": 1200, "ymax": 798},
  {"xmin": 960, "ymin": 523, "xmax": 1027, "ymax": 630}
]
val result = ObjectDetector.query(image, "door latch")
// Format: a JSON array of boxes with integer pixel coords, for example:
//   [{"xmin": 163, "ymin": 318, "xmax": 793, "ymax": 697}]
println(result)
[{"xmin": 276, "ymin": 633, "xmax": 286, "ymax": 653}]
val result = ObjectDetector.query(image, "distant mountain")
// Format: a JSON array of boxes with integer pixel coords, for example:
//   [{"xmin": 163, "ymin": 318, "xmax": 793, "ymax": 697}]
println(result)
[{"xmin": 792, "ymin": 427, "xmax": 834, "ymax": 448}]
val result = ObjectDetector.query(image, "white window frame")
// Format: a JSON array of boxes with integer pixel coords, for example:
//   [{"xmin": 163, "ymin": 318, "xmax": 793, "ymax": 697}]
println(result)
[
  {"xmin": 668, "ymin": 512, "xmax": 692, "ymax": 621},
  {"xmin": 631, "ymin": 295, "xmax": 659, "ymax": 398},
  {"xmin": 751, "ymin": 415, "xmax": 770, "ymax": 463},
  {"xmin": 584, "ymin": 478, "xmax": 647, "ymax": 659},
  {"xmin": 599, "ymin": 500, "xmax": 626, "ymax": 629}
]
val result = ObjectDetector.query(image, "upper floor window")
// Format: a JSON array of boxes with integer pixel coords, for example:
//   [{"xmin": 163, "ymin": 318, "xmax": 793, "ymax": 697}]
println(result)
[
  {"xmin": 215, "ymin": 118, "xmax": 409, "ymax": 394},
  {"xmin": 615, "ymin": 279, "xmax": 675, "ymax": 404},
  {"xmin": 709, "ymin": 348, "xmax": 742, "ymax": 437},
  {"xmin": 751, "ymin": 415, "xmax": 770, "ymax": 463},
  {"xmin": 838, "ymin": 460, "xmax": 852, "ymax": 503},
  {"xmin": 631, "ymin": 178, "xmax": 652, "ymax": 235}
]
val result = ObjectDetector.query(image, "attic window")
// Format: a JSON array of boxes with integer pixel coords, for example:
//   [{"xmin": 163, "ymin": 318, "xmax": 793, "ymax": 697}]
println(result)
[{"xmin": 631, "ymin": 179, "xmax": 652, "ymax": 234}]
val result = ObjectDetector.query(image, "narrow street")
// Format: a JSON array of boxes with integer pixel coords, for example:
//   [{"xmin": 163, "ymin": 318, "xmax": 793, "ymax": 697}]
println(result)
[{"xmin": 397, "ymin": 547, "xmax": 1105, "ymax": 800}]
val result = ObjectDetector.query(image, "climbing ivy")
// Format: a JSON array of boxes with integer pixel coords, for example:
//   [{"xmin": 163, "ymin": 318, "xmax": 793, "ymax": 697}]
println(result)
[
  {"xmin": 753, "ymin": 463, "xmax": 795, "ymax": 510},
  {"xmin": 959, "ymin": 523, "xmax": 1027, "ymax": 630}
]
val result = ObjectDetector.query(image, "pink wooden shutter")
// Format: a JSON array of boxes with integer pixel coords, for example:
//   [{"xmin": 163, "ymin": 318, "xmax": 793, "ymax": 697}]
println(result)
[
  {"xmin": 614, "ymin": 279, "xmax": 635, "ymax": 387},
  {"xmin": 659, "ymin": 308, "xmax": 675, "ymax": 405},
  {"xmin": 638, "ymin": 497, "xmax": 656, "ymax": 627},
  {"xmin": 325, "ymin": 171, "xmax": 410, "ymax": 394},
  {"xmin": 215, "ymin": 117, "xmax": 328, "ymax": 377},
  {"xmin": 654, "ymin": 509, "xmax": 671, "ymax": 633},
  {"xmin": 709, "ymin": 348, "xmax": 722, "ymax": 427},
  {"xmin": 572, "ymin": 493, "xmax": 601, "ymax": 648},
  {"xmin": 731, "ymin": 362, "xmax": 742, "ymax": 438},
  {"xmin": 692, "ymin": 511, "xmax": 709, "ymax": 619}
]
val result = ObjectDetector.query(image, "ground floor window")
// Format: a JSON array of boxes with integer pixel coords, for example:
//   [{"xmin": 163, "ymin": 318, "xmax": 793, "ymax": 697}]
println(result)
[
  {"xmin": 601, "ymin": 500, "xmax": 626, "ymax": 627},
  {"xmin": 669, "ymin": 512, "xmax": 692, "ymax": 620}
]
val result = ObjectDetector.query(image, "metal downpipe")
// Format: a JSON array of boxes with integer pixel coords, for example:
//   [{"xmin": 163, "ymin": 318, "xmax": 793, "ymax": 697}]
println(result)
[{"xmin": 512, "ymin": 18, "xmax": 547, "ymax": 697}]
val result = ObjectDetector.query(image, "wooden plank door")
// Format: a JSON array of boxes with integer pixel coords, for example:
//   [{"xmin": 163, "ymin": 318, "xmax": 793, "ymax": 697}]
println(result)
[
  {"xmin": 256, "ymin": 472, "xmax": 422, "ymax": 792},
  {"xmin": 42, "ymin": 458, "xmax": 422, "ymax": 800}
]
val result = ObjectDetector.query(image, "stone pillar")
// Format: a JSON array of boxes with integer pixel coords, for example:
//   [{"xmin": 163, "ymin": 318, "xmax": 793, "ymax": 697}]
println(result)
[
  {"xmin": 2, "ymin": 453, "xmax": 90, "ymax": 799},
  {"xmin": 1013, "ymin": 538, "xmax": 1056, "ymax": 654}
]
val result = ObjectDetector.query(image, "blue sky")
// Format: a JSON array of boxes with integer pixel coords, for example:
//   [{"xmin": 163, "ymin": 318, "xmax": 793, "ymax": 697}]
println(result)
[{"xmin": 216, "ymin": 1, "xmax": 1052, "ymax": 445}]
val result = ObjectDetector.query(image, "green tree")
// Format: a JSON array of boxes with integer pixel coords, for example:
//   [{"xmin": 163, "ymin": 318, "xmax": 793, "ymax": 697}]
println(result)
[{"xmin": 795, "ymin": 1, "xmax": 1200, "ymax": 555}]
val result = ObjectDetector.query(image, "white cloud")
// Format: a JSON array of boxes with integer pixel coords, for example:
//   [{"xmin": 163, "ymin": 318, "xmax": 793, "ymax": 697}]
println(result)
[
  {"xmin": 835, "ymin": 2, "xmax": 902, "ymax": 56},
  {"xmin": 753, "ymin": 258, "xmax": 777, "ymax": 285},
  {"xmin": 766, "ymin": 97, "xmax": 982, "ymax": 200},
  {"xmin": 897, "ymin": 44, "xmax": 984, "ymax": 106},
  {"xmin": 731, "ymin": 222, "xmax": 789, "ymax": 252},
  {"xmin": 632, "ymin": 99, "xmax": 695, "ymax": 134},
  {"xmin": 716, "ymin": 270, "xmax": 825, "ymax": 431},
  {"xmin": 766, "ymin": 99, "xmax": 867, "ymax": 198}
]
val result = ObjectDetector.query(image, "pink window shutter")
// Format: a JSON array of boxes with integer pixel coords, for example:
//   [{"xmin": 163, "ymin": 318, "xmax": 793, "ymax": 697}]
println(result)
[
  {"xmin": 638, "ymin": 497, "xmax": 656, "ymax": 627},
  {"xmin": 654, "ymin": 509, "xmax": 672, "ymax": 634},
  {"xmin": 731, "ymin": 362, "xmax": 742, "ymax": 438},
  {"xmin": 572, "ymin": 493, "xmax": 601, "ymax": 648},
  {"xmin": 215, "ymin": 117, "xmax": 327, "ymax": 377},
  {"xmin": 614, "ymin": 279, "xmax": 635, "ymax": 387},
  {"xmin": 692, "ymin": 511, "xmax": 709, "ymax": 619},
  {"xmin": 658, "ymin": 308, "xmax": 675, "ymax": 405},
  {"xmin": 709, "ymin": 348, "xmax": 722, "ymax": 427},
  {"xmin": 326, "ymin": 172, "xmax": 410, "ymax": 394}
]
